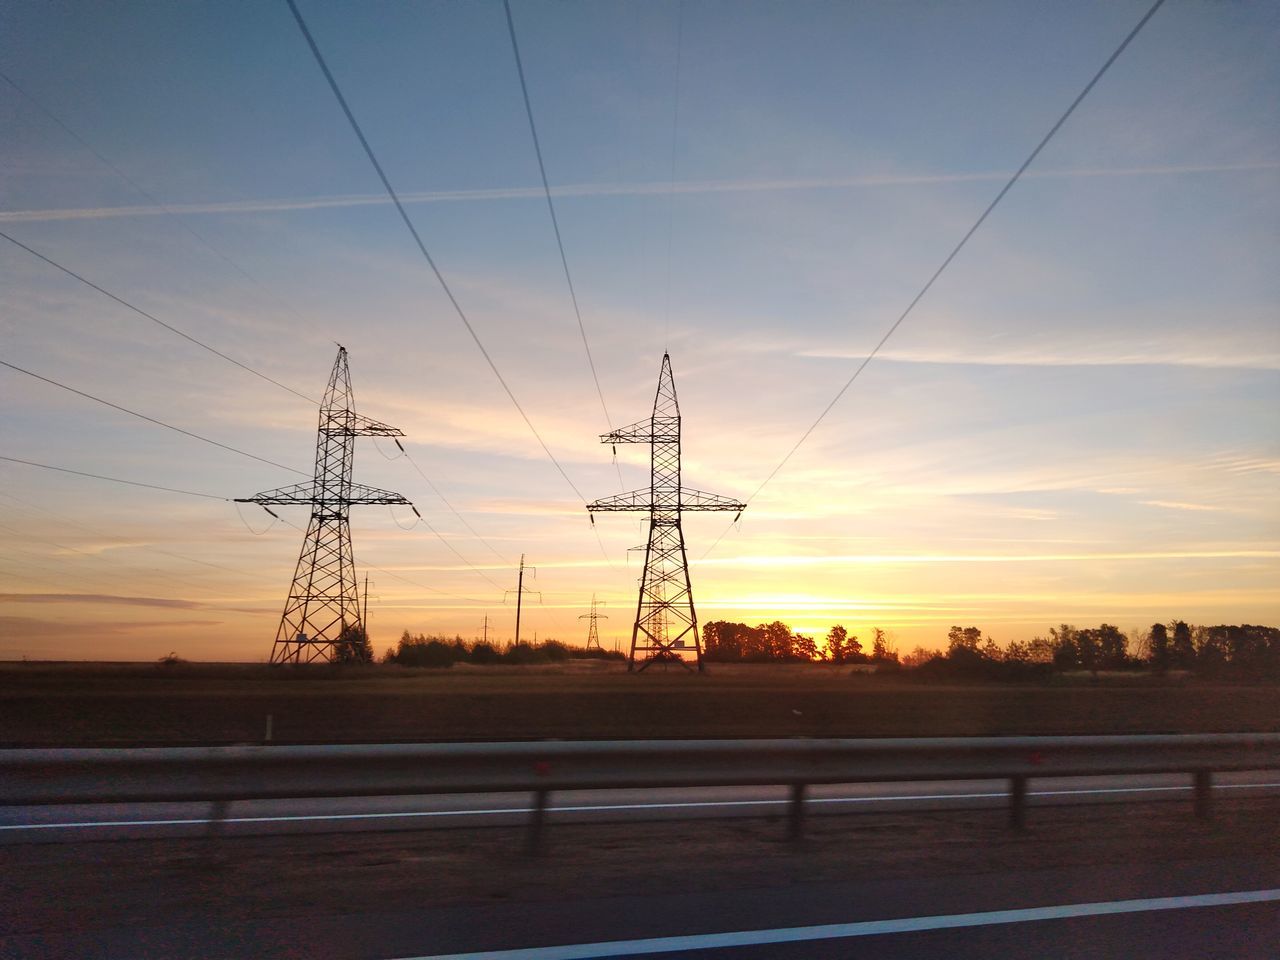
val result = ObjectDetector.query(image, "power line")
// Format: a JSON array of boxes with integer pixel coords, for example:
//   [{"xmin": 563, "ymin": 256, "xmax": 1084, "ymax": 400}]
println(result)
[
  {"xmin": 502, "ymin": 0, "xmax": 615, "ymax": 432},
  {"xmin": 0, "ymin": 69, "xmax": 318, "ymax": 340},
  {"xmin": 701, "ymin": 0, "xmax": 1168, "ymax": 559},
  {"xmin": 0, "ymin": 455, "xmax": 228, "ymax": 500},
  {"xmin": 282, "ymin": 0, "xmax": 588, "ymax": 503},
  {"xmin": 272, "ymin": 512, "xmax": 494, "ymax": 605},
  {"xmin": 1, "ymin": 359, "xmax": 307, "ymax": 477},
  {"xmin": 2, "ymin": 229, "xmax": 516, "ymax": 564},
  {"xmin": 0, "ymin": 489, "xmax": 253, "ymax": 579},
  {"xmin": 663, "ymin": 0, "xmax": 686, "ymax": 348},
  {"xmin": 400, "ymin": 446, "xmax": 511, "ymax": 565},
  {"xmin": 0, "ymin": 228, "xmax": 317, "ymax": 405}
]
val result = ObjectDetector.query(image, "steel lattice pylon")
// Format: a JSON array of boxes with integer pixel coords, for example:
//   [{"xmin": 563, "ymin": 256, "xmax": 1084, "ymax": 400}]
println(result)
[
  {"xmin": 579, "ymin": 594, "xmax": 607, "ymax": 650},
  {"xmin": 588, "ymin": 353, "xmax": 744, "ymax": 672},
  {"xmin": 236, "ymin": 347, "xmax": 412, "ymax": 663}
]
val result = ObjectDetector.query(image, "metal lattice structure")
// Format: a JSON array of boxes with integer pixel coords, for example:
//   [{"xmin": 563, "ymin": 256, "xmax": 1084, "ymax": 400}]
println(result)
[
  {"xmin": 237, "ymin": 347, "xmax": 412, "ymax": 664},
  {"xmin": 579, "ymin": 594, "xmax": 607, "ymax": 650},
  {"xmin": 588, "ymin": 353, "xmax": 744, "ymax": 672}
]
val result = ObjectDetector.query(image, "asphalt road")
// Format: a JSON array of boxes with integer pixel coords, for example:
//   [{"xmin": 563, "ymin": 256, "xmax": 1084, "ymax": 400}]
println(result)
[
  {"xmin": 3, "ymin": 769, "xmax": 1278, "ymax": 843},
  {"xmin": 3, "ymin": 854, "xmax": 1276, "ymax": 958}
]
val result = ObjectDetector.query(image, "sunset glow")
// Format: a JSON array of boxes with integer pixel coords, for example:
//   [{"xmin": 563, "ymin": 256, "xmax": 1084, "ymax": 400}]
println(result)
[{"xmin": 2, "ymin": 1, "xmax": 1276, "ymax": 661}]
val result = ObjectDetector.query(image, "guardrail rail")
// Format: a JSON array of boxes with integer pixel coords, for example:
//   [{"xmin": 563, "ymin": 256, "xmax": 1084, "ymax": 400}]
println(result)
[{"xmin": 3, "ymin": 734, "xmax": 1278, "ymax": 850}]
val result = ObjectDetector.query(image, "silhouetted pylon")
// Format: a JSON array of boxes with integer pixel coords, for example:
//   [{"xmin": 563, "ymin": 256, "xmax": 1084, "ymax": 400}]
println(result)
[
  {"xmin": 580, "ymin": 594, "xmax": 607, "ymax": 650},
  {"xmin": 236, "ymin": 346, "xmax": 414, "ymax": 663},
  {"xmin": 587, "ymin": 353, "xmax": 744, "ymax": 672}
]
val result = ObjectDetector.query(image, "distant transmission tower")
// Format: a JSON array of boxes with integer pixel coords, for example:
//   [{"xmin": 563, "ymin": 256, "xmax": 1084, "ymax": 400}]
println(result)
[
  {"xmin": 588, "ymin": 353, "xmax": 744, "ymax": 672},
  {"xmin": 237, "ymin": 346, "xmax": 413, "ymax": 663},
  {"xmin": 580, "ymin": 594, "xmax": 607, "ymax": 650}
]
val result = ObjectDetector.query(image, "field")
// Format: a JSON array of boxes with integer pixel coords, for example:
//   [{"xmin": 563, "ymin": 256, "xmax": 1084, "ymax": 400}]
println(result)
[{"xmin": 1, "ymin": 661, "xmax": 1277, "ymax": 746}]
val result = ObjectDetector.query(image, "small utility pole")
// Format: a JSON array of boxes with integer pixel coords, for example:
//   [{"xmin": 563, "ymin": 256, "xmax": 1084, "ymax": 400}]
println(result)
[
  {"xmin": 481, "ymin": 615, "xmax": 490, "ymax": 645},
  {"xmin": 505, "ymin": 554, "xmax": 540, "ymax": 646},
  {"xmin": 362, "ymin": 573, "xmax": 370, "ymax": 642}
]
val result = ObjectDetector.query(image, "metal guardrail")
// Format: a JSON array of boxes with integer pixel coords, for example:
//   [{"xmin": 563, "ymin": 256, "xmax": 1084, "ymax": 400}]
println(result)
[{"xmin": 3, "ymin": 734, "xmax": 1278, "ymax": 848}]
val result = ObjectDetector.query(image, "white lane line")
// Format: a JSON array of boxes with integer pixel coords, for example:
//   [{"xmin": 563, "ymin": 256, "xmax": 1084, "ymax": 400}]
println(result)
[
  {"xmin": 396, "ymin": 888, "xmax": 1280, "ymax": 960},
  {"xmin": 4, "ymin": 781, "xmax": 1277, "ymax": 832}
]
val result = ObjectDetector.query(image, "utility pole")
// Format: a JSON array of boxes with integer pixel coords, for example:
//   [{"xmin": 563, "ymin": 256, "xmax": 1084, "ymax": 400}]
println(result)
[
  {"xmin": 362, "ymin": 573, "xmax": 370, "ymax": 647},
  {"xmin": 480, "ymin": 615, "xmax": 489, "ymax": 646},
  {"xmin": 587, "ymin": 353, "xmax": 745, "ymax": 672},
  {"xmin": 504, "ymin": 554, "xmax": 540, "ymax": 646},
  {"xmin": 580, "ymin": 594, "xmax": 608, "ymax": 650},
  {"xmin": 237, "ymin": 347, "xmax": 415, "ymax": 663}
]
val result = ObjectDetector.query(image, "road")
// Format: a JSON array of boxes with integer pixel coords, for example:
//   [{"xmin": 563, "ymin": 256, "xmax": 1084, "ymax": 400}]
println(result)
[
  {"xmin": 3, "ymin": 769, "xmax": 1278, "ymax": 843},
  {"xmin": 3, "ymin": 852, "xmax": 1276, "ymax": 958},
  {"xmin": 3, "ymin": 774, "xmax": 1276, "ymax": 957}
]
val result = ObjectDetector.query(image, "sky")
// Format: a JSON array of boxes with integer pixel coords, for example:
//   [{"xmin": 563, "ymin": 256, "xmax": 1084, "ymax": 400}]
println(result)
[{"xmin": 1, "ymin": 0, "xmax": 1277, "ymax": 662}]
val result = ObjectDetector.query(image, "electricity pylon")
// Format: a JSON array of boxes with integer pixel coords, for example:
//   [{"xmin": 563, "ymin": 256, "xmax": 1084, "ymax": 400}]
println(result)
[
  {"xmin": 237, "ymin": 346, "xmax": 413, "ymax": 664},
  {"xmin": 588, "ymin": 353, "xmax": 745, "ymax": 672},
  {"xmin": 580, "ymin": 594, "xmax": 607, "ymax": 650}
]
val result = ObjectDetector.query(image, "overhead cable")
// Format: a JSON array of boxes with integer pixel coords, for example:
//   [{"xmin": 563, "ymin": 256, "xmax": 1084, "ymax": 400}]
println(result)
[
  {"xmin": 0, "ymin": 228, "xmax": 317, "ymax": 404},
  {"xmin": 274, "ymin": 513, "xmax": 493, "ymax": 604},
  {"xmin": 1, "ymin": 359, "xmax": 307, "ymax": 476},
  {"xmin": 283, "ymin": 0, "xmax": 588, "ymax": 503},
  {"xmin": 0, "ymin": 455, "xmax": 228, "ymax": 500},
  {"xmin": 0, "ymin": 69, "xmax": 318, "ymax": 342},
  {"xmin": 702, "ymin": 0, "xmax": 1168, "ymax": 559},
  {"xmin": 400, "ymin": 445, "xmax": 511, "ymax": 565},
  {"xmin": 502, "ymin": 0, "xmax": 615, "ymax": 432}
]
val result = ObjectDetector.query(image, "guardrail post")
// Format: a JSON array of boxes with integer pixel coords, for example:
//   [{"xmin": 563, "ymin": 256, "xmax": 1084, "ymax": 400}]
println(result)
[
  {"xmin": 1009, "ymin": 775, "xmax": 1028, "ymax": 831},
  {"xmin": 526, "ymin": 788, "xmax": 549, "ymax": 856},
  {"xmin": 1194, "ymin": 770, "xmax": 1212, "ymax": 820},
  {"xmin": 787, "ymin": 783, "xmax": 806, "ymax": 841}
]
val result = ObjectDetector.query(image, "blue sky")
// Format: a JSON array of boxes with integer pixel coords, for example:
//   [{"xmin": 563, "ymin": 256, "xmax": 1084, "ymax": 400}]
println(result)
[{"xmin": 1, "ymin": 0, "xmax": 1277, "ymax": 660}]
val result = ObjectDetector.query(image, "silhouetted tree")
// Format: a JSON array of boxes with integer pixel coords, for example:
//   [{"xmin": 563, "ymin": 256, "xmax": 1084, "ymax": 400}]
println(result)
[
  {"xmin": 792, "ymin": 633, "xmax": 821, "ymax": 662},
  {"xmin": 826, "ymin": 624, "xmax": 849, "ymax": 664},
  {"xmin": 871, "ymin": 627, "xmax": 898, "ymax": 663},
  {"xmin": 1170, "ymin": 620, "xmax": 1195, "ymax": 670},
  {"xmin": 335, "ymin": 623, "xmax": 372, "ymax": 663},
  {"xmin": 1050, "ymin": 624, "xmax": 1079, "ymax": 670},
  {"xmin": 947, "ymin": 626, "xmax": 982, "ymax": 655},
  {"xmin": 1147, "ymin": 623, "xmax": 1169, "ymax": 675}
]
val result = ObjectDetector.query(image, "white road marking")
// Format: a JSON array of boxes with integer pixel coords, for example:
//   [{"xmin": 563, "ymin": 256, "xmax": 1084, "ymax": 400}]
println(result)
[
  {"xmin": 3, "ymin": 781, "xmax": 1277, "ymax": 832},
  {"xmin": 396, "ymin": 888, "xmax": 1280, "ymax": 959}
]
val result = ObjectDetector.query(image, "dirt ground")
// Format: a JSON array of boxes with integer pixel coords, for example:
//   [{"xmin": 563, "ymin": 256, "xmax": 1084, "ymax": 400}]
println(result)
[
  {"xmin": 3, "ymin": 798, "xmax": 1278, "ymax": 935},
  {"xmin": 1, "ymin": 662, "xmax": 1277, "ymax": 745}
]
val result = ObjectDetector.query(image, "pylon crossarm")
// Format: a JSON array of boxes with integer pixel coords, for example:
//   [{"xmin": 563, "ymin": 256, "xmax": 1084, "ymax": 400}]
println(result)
[
  {"xmin": 679, "ymin": 488, "xmax": 747, "ymax": 512},
  {"xmin": 237, "ymin": 481, "xmax": 413, "ymax": 506},
  {"xmin": 344, "ymin": 413, "xmax": 406, "ymax": 437},
  {"xmin": 587, "ymin": 488, "xmax": 653, "ymax": 512},
  {"xmin": 599, "ymin": 417, "xmax": 654, "ymax": 445}
]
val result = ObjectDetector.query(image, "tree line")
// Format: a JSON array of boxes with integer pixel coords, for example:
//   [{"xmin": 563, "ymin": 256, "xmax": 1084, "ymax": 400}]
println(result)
[
  {"xmin": 702, "ymin": 620, "xmax": 899, "ymax": 665},
  {"xmin": 382, "ymin": 631, "xmax": 625, "ymax": 667},
  {"xmin": 701, "ymin": 620, "xmax": 1280, "ymax": 679}
]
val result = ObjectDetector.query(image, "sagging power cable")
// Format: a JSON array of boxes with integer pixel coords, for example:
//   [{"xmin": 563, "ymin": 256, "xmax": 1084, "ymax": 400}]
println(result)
[{"xmin": 701, "ymin": 0, "xmax": 1169, "ymax": 560}]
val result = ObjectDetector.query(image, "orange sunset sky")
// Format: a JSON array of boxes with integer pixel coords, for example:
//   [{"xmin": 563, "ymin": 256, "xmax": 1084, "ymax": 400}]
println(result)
[{"xmin": 2, "ymin": 1, "xmax": 1277, "ymax": 661}]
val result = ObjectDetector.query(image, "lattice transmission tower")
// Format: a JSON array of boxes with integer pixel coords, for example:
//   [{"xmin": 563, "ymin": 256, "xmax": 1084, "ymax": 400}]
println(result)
[
  {"xmin": 237, "ymin": 346, "xmax": 413, "ymax": 664},
  {"xmin": 580, "ymin": 594, "xmax": 607, "ymax": 650},
  {"xmin": 588, "ymin": 353, "xmax": 745, "ymax": 672}
]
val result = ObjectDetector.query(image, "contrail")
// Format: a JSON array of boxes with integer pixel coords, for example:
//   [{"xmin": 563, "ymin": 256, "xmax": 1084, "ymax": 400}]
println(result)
[{"xmin": 1, "ymin": 161, "xmax": 1274, "ymax": 224}]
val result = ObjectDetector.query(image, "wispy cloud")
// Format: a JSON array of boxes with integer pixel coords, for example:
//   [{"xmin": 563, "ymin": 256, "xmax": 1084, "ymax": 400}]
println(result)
[
  {"xmin": 2, "ymin": 162, "xmax": 1274, "ymax": 223},
  {"xmin": 700, "ymin": 549, "xmax": 1280, "ymax": 568},
  {"xmin": 0, "ymin": 593, "xmax": 204, "ymax": 609},
  {"xmin": 1139, "ymin": 500, "xmax": 1231, "ymax": 512}
]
